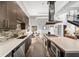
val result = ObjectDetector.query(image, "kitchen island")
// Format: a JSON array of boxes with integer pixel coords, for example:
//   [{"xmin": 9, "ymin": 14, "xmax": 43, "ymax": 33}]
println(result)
[
  {"xmin": 44, "ymin": 34, "xmax": 79, "ymax": 57},
  {"xmin": 0, "ymin": 33, "xmax": 32, "ymax": 57}
]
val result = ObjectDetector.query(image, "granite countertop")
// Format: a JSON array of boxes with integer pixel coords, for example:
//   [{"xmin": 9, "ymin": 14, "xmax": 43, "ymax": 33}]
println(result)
[
  {"xmin": 44, "ymin": 34, "xmax": 79, "ymax": 53},
  {"xmin": 0, "ymin": 33, "xmax": 32, "ymax": 57}
]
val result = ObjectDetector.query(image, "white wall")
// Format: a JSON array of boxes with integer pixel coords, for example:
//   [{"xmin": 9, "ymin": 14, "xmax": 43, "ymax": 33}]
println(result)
[
  {"xmin": 29, "ymin": 16, "xmax": 48, "ymax": 33},
  {"xmin": 29, "ymin": 16, "xmax": 64, "ymax": 36}
]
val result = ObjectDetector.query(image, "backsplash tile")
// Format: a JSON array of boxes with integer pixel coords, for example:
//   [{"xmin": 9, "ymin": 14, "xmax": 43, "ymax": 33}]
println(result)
[{"xmin": 0, "ymin": 30, "xmax": 26, "ymax": 38}]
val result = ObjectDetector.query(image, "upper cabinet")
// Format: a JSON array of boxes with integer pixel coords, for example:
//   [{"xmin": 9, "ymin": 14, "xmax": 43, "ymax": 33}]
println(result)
[
  {"xmin": 16, "ymin": 4, "xmax": 29, "ymax": 29},
  {"xmin": 0, "ymin": 2, "xmax": 7, "ymax": 29},
  {"xmin": 2, "ymin": 2, "xmax": 7, "ymax": 19},
  {"xmin": 16, "ymin": 5, "xmax": 23, "ymax": 22},
  {"xmin": 16, "ymin": 4, "xmax": 28, "ymax": 23},
  {"xmin": 7, "ymin": 1, "xmax": 17, "ymax": 29},
  {"xmin": 0, "ymin": 2, "xmax": 2, "ymax": 28},
  {"xmin": 0, "ymin": 1, "xmax": 29, "ymax": 30},
  {"xmin": 24, "ymin": 15, "xmax": 29, "ymax": 28}
]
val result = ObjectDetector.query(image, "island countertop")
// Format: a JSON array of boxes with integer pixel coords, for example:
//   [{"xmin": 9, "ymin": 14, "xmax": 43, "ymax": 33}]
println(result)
[
  {"xmin": 44, "ymin": 34, "xmax": 79, "ymax": 53},
  {"xmin": 0, "ymin": 33, "xmax": 32, "ymax": 57}
]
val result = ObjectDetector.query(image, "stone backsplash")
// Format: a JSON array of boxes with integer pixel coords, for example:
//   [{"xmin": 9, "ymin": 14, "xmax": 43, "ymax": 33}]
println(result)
[{"xmin": 0, "ymin": 30, "xmax": 27, "ymax": 38}]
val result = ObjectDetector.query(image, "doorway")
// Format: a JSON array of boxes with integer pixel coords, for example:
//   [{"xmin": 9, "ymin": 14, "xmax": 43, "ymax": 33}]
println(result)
[{"xmin": 31, "ymin": 26, "xmax": 37, "ymax": 33}]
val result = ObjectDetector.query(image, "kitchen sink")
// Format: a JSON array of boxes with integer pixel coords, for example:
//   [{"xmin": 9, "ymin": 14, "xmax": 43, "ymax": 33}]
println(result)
[{"xmin": 17, "ymin": 35, "xmax": 27, "ymax": 39}]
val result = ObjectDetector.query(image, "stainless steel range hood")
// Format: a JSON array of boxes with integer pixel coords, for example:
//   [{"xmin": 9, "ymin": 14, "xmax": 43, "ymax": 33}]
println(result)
[{"xmin": 46, "ymin": 1, "xmax": 61, "ymax": 25}]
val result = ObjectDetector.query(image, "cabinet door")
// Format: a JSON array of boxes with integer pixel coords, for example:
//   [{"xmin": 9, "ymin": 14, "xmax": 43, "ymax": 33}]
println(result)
[
  {"xmin": 0, "ymin": 2, "xmax": 7, "ymax": 29},
  {"xmin": 14, "ymin": 43, "xmax": 25, "ymax": 57},
  {"xmin": 2, "ymin": 1, "xmax": 7, "ymax": 19},
  {"xmin": 16, "ymin": 4, "xmax": 29, "ymax": 23},
  {"xmin": 16, "ymin": 5, "xmax": 23, "ymax": 22},
  {"xmin": 26, "ymin": 16, "xmax": 29, "ymax": 28},
  {"xmin": 7, "ymin": 1, "xmax": 17, "ymax": 29},
  {"xmin": 20, "ymin": 8, "xmax": 24, "ymax": 22},
  {"xmin": 25, "ymin": 38, "xmax": 31, "ymax": 54},
  {"xmin": 0, "ymin": 2, "xmax": 2, "ymax": 18},
  {"xmin": 2, "ymin": 2, "xmax": 8, "ymax": 28},
  {"xmin": 0, "ymin": 2, "xmax": 3, "ymax": 28},
  {"xmin": 24, "ymin": 15, "xmax": 29, "ymax": 28},
  {"xmin": 22, "ymin": 12, "xmax": 25, "ymax": 23}
]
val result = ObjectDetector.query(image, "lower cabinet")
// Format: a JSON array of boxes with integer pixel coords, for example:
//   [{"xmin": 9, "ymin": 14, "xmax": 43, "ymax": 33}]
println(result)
[
  {"xmin": 47, "ymin": 40, "xmax": 79, "ymax": 57},
  {"xmin": 6, "ymin": 43, "xmax": 25, "ymax": 57},
  {"xmin": 47, "ymin": 40, "xmax": 65, "ymax": 57},
  {"xmin": 44, "ymin": 35, "xmax": 79, "ymax": 57},
  {"xmin": 25, "ymin": 37, "xmax": 31, "ymax": 54},
  {"xmin": 6, "ymin": 38, "xmax": 31, "ymax": 57},
  {"xmin": 13, "ymin": 43, "xmax": 25, "ymax": 57},
  {"xmin": 44, "ymin": 36, "xmax": 65, "ymax": 57},
  {"xmin": 13, "ymin": 38, "xmax": 31, "ymax": 57},
  {"xmin": 49, "ymin": 42, "xmax": 62, "ymax": 57}
]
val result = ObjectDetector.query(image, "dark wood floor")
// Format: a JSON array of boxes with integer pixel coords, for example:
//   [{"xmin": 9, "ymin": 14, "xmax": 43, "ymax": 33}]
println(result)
[{"xmin": 26, "ymin": 36, "xmax": 50, "ymax": 57}]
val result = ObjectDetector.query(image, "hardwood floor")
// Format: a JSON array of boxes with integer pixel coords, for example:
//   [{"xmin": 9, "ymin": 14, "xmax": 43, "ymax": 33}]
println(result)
[{"xmin": 26, "ymin": 36, "xmax": 50, "ymax": 57}]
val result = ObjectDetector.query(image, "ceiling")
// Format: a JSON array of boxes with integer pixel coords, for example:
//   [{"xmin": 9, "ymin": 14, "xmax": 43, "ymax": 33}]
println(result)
[
  {"xmin": 55, "ymin": 1, "xmax": 78, "ymax": 16},
  {"xmin": 23, "ymin": 1, "xmax": 48, "ymax": 16},
  {"xmin": 22, "ymin": 1, "xmax": 69, "ymax": 17},
  {"xmin": 16, "ymin": 1, "xmax": 79, "ymax": 17}
]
